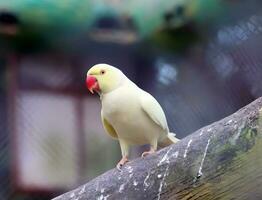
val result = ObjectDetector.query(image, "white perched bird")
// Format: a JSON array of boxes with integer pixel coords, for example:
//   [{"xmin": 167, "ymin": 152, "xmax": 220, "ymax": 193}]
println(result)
[{"xmin": 86, "ymin": 64, "xmax": 179, "ymax": 170}]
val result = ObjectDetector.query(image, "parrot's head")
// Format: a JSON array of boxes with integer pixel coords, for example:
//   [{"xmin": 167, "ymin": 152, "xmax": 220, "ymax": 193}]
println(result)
[{"xmin": 86, "ymin": 63, "xmax": 125, "ymax": 94}]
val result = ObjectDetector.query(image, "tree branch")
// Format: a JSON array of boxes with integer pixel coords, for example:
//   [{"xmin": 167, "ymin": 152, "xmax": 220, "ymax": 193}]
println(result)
[{"xmin": 54, "ymin": 97, "xmax": 262, "ymax": 200}]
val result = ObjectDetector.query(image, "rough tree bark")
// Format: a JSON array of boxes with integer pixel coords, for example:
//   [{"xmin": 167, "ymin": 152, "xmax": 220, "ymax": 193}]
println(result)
[{"xmin": 54, "ymin": 97, "xmax": 262, "ymax": 200}]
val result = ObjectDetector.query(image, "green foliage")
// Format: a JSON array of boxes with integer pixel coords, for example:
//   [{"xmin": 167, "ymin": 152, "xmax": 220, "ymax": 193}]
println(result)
[
  {"xmin": 148, "ymin": 25, "xmax": 200, "ymax": 52},
  {"xmin": 0, "ymin": 0, "xmax": 233, "ymax": 51}
]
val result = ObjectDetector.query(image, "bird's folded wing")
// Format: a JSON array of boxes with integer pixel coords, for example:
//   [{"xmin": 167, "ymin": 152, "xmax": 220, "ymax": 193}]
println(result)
[
  {"xmin": 101, "ymin": 111, "xmax": 118, "ymax": 139},
  {"xmin": 140, "ymin": 92, "xmax": 169, "ymax": 133}
]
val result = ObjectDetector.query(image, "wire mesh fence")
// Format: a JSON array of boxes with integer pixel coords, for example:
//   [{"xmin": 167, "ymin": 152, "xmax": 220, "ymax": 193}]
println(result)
[{"xmin": 0, "ymin": 1, "xmax": 262, "ymax": 200}]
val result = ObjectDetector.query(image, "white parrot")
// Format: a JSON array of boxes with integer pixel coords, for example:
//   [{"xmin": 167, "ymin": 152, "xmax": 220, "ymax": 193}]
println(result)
[{"xmin": 86, "ymin": 64, "xmax": 179, "ymax": 170}]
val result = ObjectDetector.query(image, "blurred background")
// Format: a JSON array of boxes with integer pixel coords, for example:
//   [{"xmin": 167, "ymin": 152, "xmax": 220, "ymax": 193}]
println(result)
[{"xmin": 0, "ymin": 0, "xmax": 262, "ymax": 199}]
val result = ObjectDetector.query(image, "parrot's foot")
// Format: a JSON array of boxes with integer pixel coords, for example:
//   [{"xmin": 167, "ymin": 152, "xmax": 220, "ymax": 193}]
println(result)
[
  {"xmin": 116, "ymin": 156, "xmax": 129, "ymax": 171},
  {"xmin": 141, "ymin": 149, "xmax": 156, "ymax": 157}
]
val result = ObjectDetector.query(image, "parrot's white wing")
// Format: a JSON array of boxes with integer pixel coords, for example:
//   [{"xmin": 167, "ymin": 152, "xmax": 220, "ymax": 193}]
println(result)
[
  {"xmin": 140, "ymin": 92, "xmax": 169, "ymax": 133},
  {"xmin": 101, "ymin": 111, "xmax": 118, "ymax": 139}
]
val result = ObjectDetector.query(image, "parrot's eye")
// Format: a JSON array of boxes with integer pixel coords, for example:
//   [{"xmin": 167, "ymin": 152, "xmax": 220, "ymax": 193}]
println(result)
[{"xmin": 100, "ymin": 70, "xmax": 106, "ymax": 75}]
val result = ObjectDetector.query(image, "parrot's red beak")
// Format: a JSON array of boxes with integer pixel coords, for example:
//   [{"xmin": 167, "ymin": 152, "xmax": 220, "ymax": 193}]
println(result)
[{"xmin": 86, "ymin": 75, "xmax": 100, "ymax": 94}]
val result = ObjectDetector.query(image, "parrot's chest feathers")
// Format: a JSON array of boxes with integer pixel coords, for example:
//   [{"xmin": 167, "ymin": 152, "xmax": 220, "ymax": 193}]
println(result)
[
  {"xmin": 102, "ymin": 89, "xmax": 139, "ymax": 122},
  {"xmin": 101, "ymin": 87, "xmax": 160, "ymax": 144}
]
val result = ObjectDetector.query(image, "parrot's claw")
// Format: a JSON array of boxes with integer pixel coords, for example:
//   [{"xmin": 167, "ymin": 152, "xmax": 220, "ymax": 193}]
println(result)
[
  {"xmin": 141, "ymin": 149, "xmax": 156, "ymax": 157},
  {"xmin": 116, "ymin": 156, "xmax": 129, "ymax": 171}
]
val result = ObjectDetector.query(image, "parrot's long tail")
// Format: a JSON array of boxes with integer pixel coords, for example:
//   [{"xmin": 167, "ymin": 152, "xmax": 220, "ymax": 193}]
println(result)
[{"xmin": 158, "ymin": 132, "xmax": 180, "ymax": 148}]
